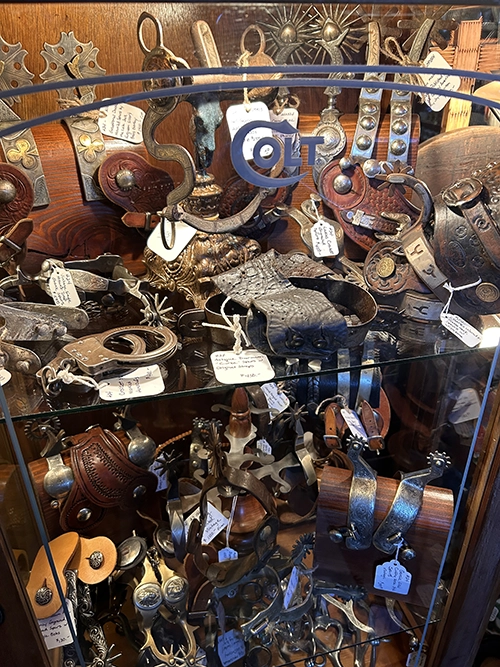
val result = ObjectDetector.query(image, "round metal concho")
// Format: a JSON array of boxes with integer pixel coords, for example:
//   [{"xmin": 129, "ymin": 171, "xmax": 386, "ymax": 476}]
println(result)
[
  {"xmin": 332, "ymin": 173, "xmax": 352, "ymax": 194},
  {"xmin": 377, "ymin": 256, "xmax": 396, "ymax": 278},
  {"xmin": 356, "ymin": 134, "xmax": 372, "ymax": 151},
  {"xmin": 392, "ymin": 104, "xmax": 408, "ymax": 116},
  {"xmin": 117, "ymin": 536, "xmax": 148, "ymax": 570},
  {"xmin": 0, "ymin": 179, "xmax": 17, "ymax": 204},
  {"xmin": 390, "ymin": 139, "xmax": 407, "ymax": 156},
  {"xmin": 133, "ymin": 582, "xmax": 163, "ymax": 612},
  {"xmin": 476, "ymin": 282, "xmax": 500, "ymax": 303},
  {"xmin": 88, "ymin": 551, "xmax": 104, "ymax": 570},
  {"xmin": 35, "ymin": 585, "xmax": 53, "ymax": 606},
  {"xmin": 163, "ymin": 576, "xmax": 188, "ymax": 604},
  {"xmin": 115, "ymin": 169, "xmax": 136, "ymax": 191}
]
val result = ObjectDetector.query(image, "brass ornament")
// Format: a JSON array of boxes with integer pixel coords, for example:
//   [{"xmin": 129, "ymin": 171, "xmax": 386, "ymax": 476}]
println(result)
[
  {"xmin": 377, "ymin": 256, "xmax": 396, "ymax": 278},
  {"xmin": 144, "ymin": 232, "xmax": 261, "ymax": 308}
]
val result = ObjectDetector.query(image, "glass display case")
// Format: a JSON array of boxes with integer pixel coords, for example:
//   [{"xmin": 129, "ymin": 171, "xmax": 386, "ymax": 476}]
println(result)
[{"xmin": 1, "ymin": 4, "xmax": 500, "ymax": 667}]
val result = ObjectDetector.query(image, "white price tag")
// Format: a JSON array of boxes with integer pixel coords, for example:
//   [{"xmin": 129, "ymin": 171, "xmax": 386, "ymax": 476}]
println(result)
[
  {"xmin": 261, "ymin": 382, "xmax": 290, "ymax": 416},
  {"xmin": 374, "ymin": 559, "xmax": 412, "ymax": 595},
  {"xmin": 0, "ymin": 368, "xmax": 11, "ymax": 385},
  {"xmin": 149, "ymin": 460, "xmax": 168, "ymax": 492},
  {"xmin": 38, "ymin": 600, "xmax": 76, "ymax": 650},
  {"xmin": 421, "ymin": 52, "xmax": 460, "ymax": 112},
  {"xmin": 218, "ymin": 547, "xmax": 239, "ymax": 562},
  {"xmin": 98, "ymin": 365, "xmax": 164, "ymax": 401},
  {"xmin": 257, "ymin": 438, "xmax": 272, "ymax": 455},
  {"xmin": 185, "ymin": 502, "xmax": 228, "ymax": 545},
  {"xmin": 147, "ymin": 220, "xmax": 197, "ymax": 262},
  {"xmin": 407, "ymin": 651, "xmax": 427, "ymax": 667},
  {"xmin": 449, "ymin": 388, "xmax": 481, "ymax": 424},
  {"xmin": 217, "ymin": 629, "xmax": 246, "ymax": 667},
  {"xmin": 47, "ymin": 267, "xmax": 81, "ymax": 307},
  {"xmin": 283, "ymin": 566, "xmax": 300, "ymax": 609},
  {"xmin": 311, "ymin": 220, "xmax": 339, "ymax": 258},
  {"xmin": 98, "ymin": 102, "xmax": 145, "ymax": 143},
  {"xmin": 441, "ymin": 313, "xmax": 482, "ymax": 348},
  {"xmin": 211, "ymin": 349, "xmax": 275, "ymax": 385},
  {"xmin": 226, "ymin": 102, "xmax": 272, "ymax": 161},
  {"xmin": 490, "ymin": 605, "xmax": 499, "ymax": 623},
  {"xmin": 341, "ymin": 408, "xmax": 368, "ymax": 440}
]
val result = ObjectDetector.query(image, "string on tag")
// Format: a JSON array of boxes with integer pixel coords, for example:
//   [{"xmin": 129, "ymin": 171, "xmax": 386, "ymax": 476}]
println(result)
[
  {"xmin": 236, "ymin": 51, "xmax": 252, "ymax": 112},
  {"xmin": 380, "ymin": 37, "xmax": 426, "ymax": 101},
  {"xmin": 394, "ymin": 538, "xmax": 404, "ymax": 562},
  {"xmin": 202, "ymin": 296, "xmax": 250, "ymax": 354},
  {"xmin": 225, "ymin": 495, "xmax": 238, "ymax": 548},
  {"xmin": 442, "ymin": 278, "xmax": 482, "ymax": 314},
  {"xmin": 55, "ymin": 367, "xmax": 100, "ymax": 390}
]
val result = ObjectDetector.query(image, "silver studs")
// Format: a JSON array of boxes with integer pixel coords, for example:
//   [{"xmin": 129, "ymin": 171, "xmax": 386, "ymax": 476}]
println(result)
[
  {"xmin": 392, "ymin": 104, "xmax": 408, "ymax": 116},
  {"xmin": 333, "ymin": 174, "xmax": 353, "ymax": 194},
  {"xmin": 361, "ymin": 103, "xmax": 377, "ymax": 115},
  {"xmin": 362, "ymin": 159, "xmax": 381, "ymax": 178},
  {"xmin": 133, "ymin": 484, "xmax": 147, "ymax": 499},
  {"xmin": 360, "ymin": 116, "xmax": 376, "ymax": 131},
  {"xmin": 392, "ymin": 119, "xmax": 408, "ymax": 135},
  {"xmin": 390, "ymin": 139, "xmax": 407, "ymax": 156},
  {"xmin": 356, "ymin": 135, "xmax": 372, "ymax": 151},
  {"xmin": 339, "ymin": 156, "xmax": 353, "ymax": 171}
]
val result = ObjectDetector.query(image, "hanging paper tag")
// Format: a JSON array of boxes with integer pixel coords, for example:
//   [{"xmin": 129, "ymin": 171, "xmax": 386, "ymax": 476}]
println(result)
[
  {"xmin": 218, "ymin": 547, "xmax": 239, "ymax": 562},
  {"xmin": 38, "ymin": 600, "xmax": 76, "ymax": 650},
  {"xmin": 147, "ymin": 220, "xmax": 197, "ymax": 262},
  {"xmin": 211, "ymin": 349, "xmax": 275, "ymax": 385},
  {"xmin": 217, "ymin": 629, "xmax": 246, "ymax": 667},
  {"xmin": 420, "ymin": 52, "xmax": 461, "ymax": 112},
  {"xmin": 341, "ymin": 408, "xmax": 368, "ymax": 440},
  {"xmin": 440, "ymin": 313, "xmax": 482, "ymax": 348},
  {"xmin": 47, "ymin": 267, "xmax": 81, "ymax": 308},
  {"xmin": 257, "ymin": 438, "xmax": 272, "ymax": 455},
  {"xmin": 406, "ymin": 651, "xmax": 427, "ymax": 667},
  {"xmin": 185, "ymin": 502, "xmax": 229, "ymax": 545},
  {"xmin": 374, "ymin": 559, "xmax": 412, "ymax": 595},
  {"xmin": 283, "ymin": 566, "xmax": 300, "ymax": 609},
  {"xmin": 149, "ymin": 460, "xmax": 168, "ymax": 492},
  {"xmin": 98, "ymin": 102, "xmax": 145, "ymax": 143},
  {"xmin": 0, "ymin": 368, "xmax": 11, "ymax": 386},
  {"xmin": 226, "ymin": 102, "xmax": 272, "ymax": 161},
  {"xmin": 311, "ymin": 220, "xmax": 339, "ymax": 258},
  {"xmin": 98, "ymin": 365, "xmax": 164, "ymax": 401},
  {"xmin": 449, "ymin": 388, "xmax": 481, "ymax": 424},
  {"xmin": 261, "ymin": 382, "xmax": 290, "ymax": 416}
]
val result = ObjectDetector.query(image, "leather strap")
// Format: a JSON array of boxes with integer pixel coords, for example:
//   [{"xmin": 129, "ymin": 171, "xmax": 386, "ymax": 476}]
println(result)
[
  {"xmin": 59, "ymin": 427, "xmax": 158, "ymax": 532},
  {"xmin": 360, "ymin": 400, "xmax": 384, "ymax": 451},
  {"xmin": 0, "ymin": 217, "xmax": 33, "ymax": 264},
  {"xmin": 324, "ymin": 403, "xmax": 342, "ymax": 450}
]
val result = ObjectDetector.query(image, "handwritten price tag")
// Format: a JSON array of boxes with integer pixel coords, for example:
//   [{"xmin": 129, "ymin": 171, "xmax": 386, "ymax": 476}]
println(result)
[
  {"xmin": 0, "ymin": 369, "xmax": 11, "ymax": 386},
  {"xmin": 421, "ymin": 52, "xmax": 460, "ymax": 112},
  {"xmin": 218, "ymin": 629, "xmax": 246, "ymax": 667},
  {"xmin": 441, "ymin": 313, "xmax": 482, "ymax": 348},
  {"xmin": 341, "ymin": 408, "xmax": 368, "ymax": 440},
  {"xmin": 38, "ymin": 600, "xmax": 76, "ymax": 650},
  {"xmin": 374, "ymin": 559, "xmax": 412, "ymax": 595},
  {"xmin": 257, "ymin": 438, "xmax": 272, "ymax": 455},
  {"xmin": 218, "ymin": 547, "xmax": 238, "ymax": 562},
  {"xmin": 261, "ymin": 382, "xmax": 290, "ymax": 416},
  {"xmin": 185, "ymin": 502, "xmax": 228, "ymax": 545},
  {"xmin": 211, "ymin": 350, "xmax": 275, "ymax": 385},
  {"xmin": 283, "ymin": 566, "xmax": 300, "ymax": 609},
  {"xmin": 311, "ymin": 220, "xmax": 339, "ymax": 258},
  {"xmin": 47, "ymin": 267, "xmax": 80, "ymax": 308},
  {"xmin": 98, "ymin": 365, "xmax": 164, "ymax": 401},
  {"xmin": 99, "ymin": 102, "xmax": 145, "ymax": 143},
  {"xmin": 226, "ymin": 102, "xmax": 272, "ymax": 161}
]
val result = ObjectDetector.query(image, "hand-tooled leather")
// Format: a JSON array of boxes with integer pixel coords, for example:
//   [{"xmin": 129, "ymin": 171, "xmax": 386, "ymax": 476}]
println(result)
[
  {"xmin": 98, "ymin": 151, "xmax": 174, "ymax": 214},
  {"xmin": 364, "ymin": 240, "xmax": 430, "ymax": 295},
  {"xmin": 319, "ymin": 162, "xmax": 417, "ymax": 253},
  {"xmin": 0, "ymin": 163, "xmax": 34, "ymax": 226},
  {"xmin": 433, "ymin": 171, "xmax": 500, "ymax": 314},
  {"xmin": 59, "ymin": 426, "xmax": 158, "ymax": 532}
]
